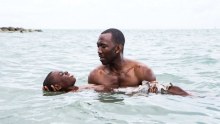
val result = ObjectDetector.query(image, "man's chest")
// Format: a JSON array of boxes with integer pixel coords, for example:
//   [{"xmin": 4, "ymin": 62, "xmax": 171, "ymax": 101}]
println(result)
[{"xmin": 98, "ymin": 70, "xmax": 141, "ymax": 87}]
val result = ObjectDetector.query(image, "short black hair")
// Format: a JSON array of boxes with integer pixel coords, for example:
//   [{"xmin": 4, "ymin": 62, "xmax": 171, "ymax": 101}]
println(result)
[
  {"xmin": 43, "ymin": 72, "xmax": 57, "ymax": 91},
  {"xmin": 101, "ymin": 28, "xmax": 125, "ymax": 46}
]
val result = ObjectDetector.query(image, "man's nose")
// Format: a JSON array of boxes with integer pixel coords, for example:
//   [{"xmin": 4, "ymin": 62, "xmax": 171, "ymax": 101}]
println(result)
[{"xmin": 98, "ymin": 47, "xmax": 102, "ymax": 54}]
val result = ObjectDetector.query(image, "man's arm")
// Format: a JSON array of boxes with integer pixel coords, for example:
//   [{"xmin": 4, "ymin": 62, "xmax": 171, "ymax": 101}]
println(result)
[
  {"xmin": 80, "ymin": 84, "xmax": 113, "ymax": 92},
  {"xmin": 148, "ymin": 82, "xmax": 190, "ymax": 96},
  {"xmin": 88, "ymin": 71, "xmax": 95, "ymax": 84},
  {"xmin": 135, "ymin": 64, "xmax": 156, "ymax": 82},
  {"xmin": 88, "ymin": 69, "xmax": 98, "ymax": 84},
  {"xmin": 88, "ymin": 70, "xmax": 113, "ymax": 92},
  {"xmin": 167, "ymin": 85, "xmax": 190, "ymax": 96},
  {"xmin": 135, "ymin": 63, "xmax": 190, "ymax": 96}
]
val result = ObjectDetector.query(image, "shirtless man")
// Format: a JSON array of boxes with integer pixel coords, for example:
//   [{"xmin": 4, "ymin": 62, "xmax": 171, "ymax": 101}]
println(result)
[
  {"xmin": 88, "ymin": 28, "xmax": 189, "ymax": 96},
  {"xmin": 88, "ymin": 28, "xmax": 156, "ymax": 88}
]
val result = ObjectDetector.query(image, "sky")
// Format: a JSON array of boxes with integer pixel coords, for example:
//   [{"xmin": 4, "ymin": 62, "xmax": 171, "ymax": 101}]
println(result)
[{"xmin": 0, "ymin": 0, "xmax": 220, "ymax": 29}]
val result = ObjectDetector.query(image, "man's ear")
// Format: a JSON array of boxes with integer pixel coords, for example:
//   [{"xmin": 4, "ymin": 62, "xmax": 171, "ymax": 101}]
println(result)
[{"xmin": 115, "ymin": 44, "xmax": 122, "ymax": 54}]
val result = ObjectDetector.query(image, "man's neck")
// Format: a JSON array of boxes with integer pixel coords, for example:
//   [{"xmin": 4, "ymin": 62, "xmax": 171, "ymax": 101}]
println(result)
[{"xmin": 108, "ymin": 55, "xmax": 125, "ymax": 72}]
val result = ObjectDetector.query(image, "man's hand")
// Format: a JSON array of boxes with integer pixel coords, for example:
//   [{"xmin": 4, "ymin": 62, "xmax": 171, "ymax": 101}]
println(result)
[
  {"xmin": 42, "ymin": 86, "xmax": 49, "ymax": 91},
  {"xmin": 148, "ymin": 83, "xmax": 158, "ymax": 93},
  {"xmin": 42, "ymin": 85, "xmax": 61, "ymax": 92}
]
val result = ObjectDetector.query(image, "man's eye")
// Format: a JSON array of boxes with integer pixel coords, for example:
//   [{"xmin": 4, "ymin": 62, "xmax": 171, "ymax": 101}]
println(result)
[
  {"xmin": 59, "ymin": 72, "xmax": 64, "ymax": 76},
  {"xmin": 101, "ymin": 45, "xmax": 107, "ymax": 48}
]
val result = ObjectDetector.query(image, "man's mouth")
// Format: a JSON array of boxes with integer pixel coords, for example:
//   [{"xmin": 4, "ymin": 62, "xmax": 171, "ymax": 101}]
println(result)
[
  {"xmin": 99, "ymin": 56, "xmax": 105, "ymax": 61},
  {"xmin": 100, "ymin": 57, "xmax": 104, "ymax": 60}
]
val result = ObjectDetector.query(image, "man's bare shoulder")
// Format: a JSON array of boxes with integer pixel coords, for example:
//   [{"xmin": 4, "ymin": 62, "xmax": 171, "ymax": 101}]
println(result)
[
  {"xmin": 125, "ymin": 58, "xmax": 156, "ymax": 82},
  {"xmin": 125, "ymin": 58, "xmax": 150, "ymax": 69},
  {"xmin": 89, "ymin": 65, "xmax": 105, "ymax": 75},
  {"xmin": 88, "ymin": 65, "xmax": 105, "ymax": 84}
]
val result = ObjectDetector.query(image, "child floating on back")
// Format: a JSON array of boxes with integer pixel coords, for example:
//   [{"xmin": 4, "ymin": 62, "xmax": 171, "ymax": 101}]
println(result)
[{"xmin": 42, "ymin": 71, "xmax": 112, "ymax": 93}]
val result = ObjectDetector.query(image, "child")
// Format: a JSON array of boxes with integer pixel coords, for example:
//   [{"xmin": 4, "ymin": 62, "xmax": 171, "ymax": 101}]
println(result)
[{"xmin": 42, "ymin": 71, "xmax": 111, "ymax": 92}]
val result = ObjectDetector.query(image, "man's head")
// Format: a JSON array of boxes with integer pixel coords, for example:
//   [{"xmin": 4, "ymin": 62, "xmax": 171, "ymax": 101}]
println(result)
[
  {"xmin": 101, "ymin": 28, "xmax": 125, "ymax": 46},
  {"xmin": 43, "ymin": 71, "xmax": 76, "ymax": 92},
  {"xmin": 97, "ymin": 28, "xmax": 125, "ymax": 65}
]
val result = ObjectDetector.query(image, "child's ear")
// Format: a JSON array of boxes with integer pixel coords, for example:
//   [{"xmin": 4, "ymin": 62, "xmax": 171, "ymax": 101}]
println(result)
[{"xmin": 54, "ymin": 84, "xmax": 62, "ymax": 91}]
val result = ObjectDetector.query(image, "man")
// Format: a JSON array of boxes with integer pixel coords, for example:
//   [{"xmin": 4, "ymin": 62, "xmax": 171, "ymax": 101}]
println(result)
[
  {"xmin": 88, "ymin": 28, "xmax": 156, "ymax": 87},
  {"xmin": 88, "ymin": 28, "xmax": 189, "ymax": 96}
]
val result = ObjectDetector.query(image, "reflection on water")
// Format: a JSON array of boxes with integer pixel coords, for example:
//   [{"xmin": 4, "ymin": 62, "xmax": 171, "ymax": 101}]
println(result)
[
  {"xmin": 42, "ymin": 91, "xmax": 66, "ymax": 96},
  {"xmin": 97, "ymin": 93, "xmax": 124, "ymax": 103}
]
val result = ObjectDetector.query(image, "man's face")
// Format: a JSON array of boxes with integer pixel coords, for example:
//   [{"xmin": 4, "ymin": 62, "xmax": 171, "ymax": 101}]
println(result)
[
  {"xmin": 97, "ymin": 33, "xmax": 117, "ymax": 65},
  {"xmin": 51, "ymin": 71, "xmax": 76, "ymax": 90}
]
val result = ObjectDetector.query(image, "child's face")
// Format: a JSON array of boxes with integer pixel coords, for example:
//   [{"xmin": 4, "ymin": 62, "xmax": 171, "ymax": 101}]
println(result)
[{"xmin": 51, "ymin": 71, "xmax": 76, "ymax": 90}]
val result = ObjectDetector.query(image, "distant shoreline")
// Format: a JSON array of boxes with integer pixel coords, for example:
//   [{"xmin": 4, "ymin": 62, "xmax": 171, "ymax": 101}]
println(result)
[{"xmin": 0, "ymin": 27, "xmax": 42, "ymax": 33}]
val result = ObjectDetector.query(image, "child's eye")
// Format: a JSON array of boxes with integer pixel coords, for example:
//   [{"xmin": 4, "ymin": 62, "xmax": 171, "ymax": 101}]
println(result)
[{"xmin": 59, "ymin": 72, "xmax": 64, "ymax": 76}]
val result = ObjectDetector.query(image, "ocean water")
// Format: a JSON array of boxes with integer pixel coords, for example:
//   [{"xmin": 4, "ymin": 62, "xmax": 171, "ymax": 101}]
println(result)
[{"xmin": 0, "ymin": 29, "xmax": 220, "ymax": 124}]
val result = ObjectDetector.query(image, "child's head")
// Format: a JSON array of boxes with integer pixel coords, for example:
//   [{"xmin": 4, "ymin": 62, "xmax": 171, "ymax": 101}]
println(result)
[{"xmin": 43, "ymin": 71, "xmax": 76, "ymax": 92}]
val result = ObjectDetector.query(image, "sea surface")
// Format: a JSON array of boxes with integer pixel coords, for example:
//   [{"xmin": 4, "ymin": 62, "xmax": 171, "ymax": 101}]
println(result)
[{"xmin": 0, "ymin": 29, "xmax": 220, "ymax": 124}]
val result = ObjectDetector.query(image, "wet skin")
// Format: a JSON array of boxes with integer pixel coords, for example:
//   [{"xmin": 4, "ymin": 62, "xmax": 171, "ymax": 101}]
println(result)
[
  {"xmin": 88, "ymin": 33, "xmax": 156, "ymax": 88},
  {"xmin": 51, "ymin": 71, "xmax": 76, "ymax": 90},
  {"xmin": 43, "ymin": 30, "xmax": 189, "ymax": 96},
  {"xmin": 43, "ymin": 71, "xmax": 112, "ymax": 92},
  {"xmin": 43, "ymin": 71, "xmax": 76, "ymax": 92}
]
